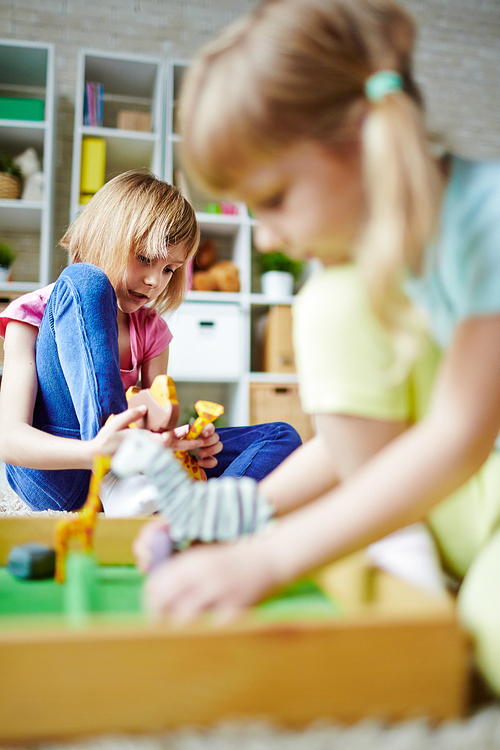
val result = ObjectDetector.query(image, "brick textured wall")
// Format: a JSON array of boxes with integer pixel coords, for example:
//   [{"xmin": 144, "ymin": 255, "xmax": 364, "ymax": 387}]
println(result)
[{"xmin": 0, "ymin": 0, "xmax": 499, "ymax": 281}]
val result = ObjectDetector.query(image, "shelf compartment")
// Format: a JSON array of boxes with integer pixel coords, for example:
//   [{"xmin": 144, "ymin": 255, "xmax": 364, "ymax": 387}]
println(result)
[
  {"xmin": 0, "ymin": 123, "xmax": 45, "ymax": 155},
  {"xmin": 83, "ymin": 53, "xmax": 161, "ymax": 131},
  {"xmin": 71, "ymin": 50, "xmax": 164, "ymax": 223},
  {"xmin": 0, "ymin": 44, "xmax": 49, "ymax": 90},
  {"xmin": 0, "ymin": 202, "xmax": 42, "ymax": 231},
  {"xmin": 80, "ymin": 127, "xmax": 158, "ymax": 176},
  {"xmin": 250, "ymin": 303, "xmax": 296, "ymax": 374}
]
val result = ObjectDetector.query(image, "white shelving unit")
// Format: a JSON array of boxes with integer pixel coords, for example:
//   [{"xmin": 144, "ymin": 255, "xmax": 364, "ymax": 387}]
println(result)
[
  {"xmin": 0, "ymin": 40, "xmax": 55, "ymax": 293},
  {"xmin": 70, "ymin": 49, "xmax": 165, "ymax": 223},
  {"xmin": 164, "ymin": 61, "xmax": 310, "ymax": 436},
  {"xmin": 67, "ymin": 53, "xmax": 311, "ymax": 438}
]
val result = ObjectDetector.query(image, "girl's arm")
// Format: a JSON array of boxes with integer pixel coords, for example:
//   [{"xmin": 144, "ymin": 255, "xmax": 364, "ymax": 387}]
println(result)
[
  {"xmin": 144, "ymin": 315, "xmax": 500, "ymax": 617},
  {"xmin": 0, "ymin": 321, "xmax": 147, "ymax": 470},
  {"xmin": 140, "ymin": 348, "xmax": 169, "ymax": 389},
  {"xmin": 260, "ymin": 413, "xmax": 407, "ymax": 514}
]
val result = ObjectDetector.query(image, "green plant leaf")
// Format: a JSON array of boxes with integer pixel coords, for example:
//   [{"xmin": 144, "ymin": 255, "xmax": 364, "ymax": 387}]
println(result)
[
  {"xmin": 257, "ymin": 251, "xmax": 305, "ymax": 281},
  {"xmin": 0, "ymin": 153, "xmax": 22, "ymax": 180},
  {"xmin": 0, "ymin": 242, "xmax": 17, "ymax": 268}
]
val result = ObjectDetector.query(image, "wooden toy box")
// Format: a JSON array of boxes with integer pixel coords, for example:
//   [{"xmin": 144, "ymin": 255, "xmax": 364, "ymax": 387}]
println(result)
[{"xmin": 0, "ymin": 516, "xmax": 469, "ymax": 743}]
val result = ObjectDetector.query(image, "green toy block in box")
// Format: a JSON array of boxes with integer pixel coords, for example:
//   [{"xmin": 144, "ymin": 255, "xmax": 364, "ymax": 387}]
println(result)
[{"xmin": 0, "ymin": 97, "xmax": 45, "ymax": 121}]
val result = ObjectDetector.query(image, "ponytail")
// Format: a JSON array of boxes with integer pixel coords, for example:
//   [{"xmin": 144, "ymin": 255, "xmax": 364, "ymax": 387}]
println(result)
[{"xmin": 358, "ymin": 90, "xmax": 444, "ymax": 373}]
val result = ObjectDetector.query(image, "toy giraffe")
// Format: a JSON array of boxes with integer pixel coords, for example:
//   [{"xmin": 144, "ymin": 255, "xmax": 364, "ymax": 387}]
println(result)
[
  {"xmin": 174, "ymin": 399, "xmax": 225, "ymax": 480},
  {"xmin": 54, "ymin": 454, "xmax": 111, "ymax": 584}
]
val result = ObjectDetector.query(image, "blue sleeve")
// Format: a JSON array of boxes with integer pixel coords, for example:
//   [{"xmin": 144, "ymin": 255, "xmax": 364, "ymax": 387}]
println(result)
[{"xmin": 454, "ymin": 161, "xmax": 500, "ymax": 318}]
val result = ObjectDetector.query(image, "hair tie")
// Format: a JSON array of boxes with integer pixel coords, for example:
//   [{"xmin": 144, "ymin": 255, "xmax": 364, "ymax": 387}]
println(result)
[{"xmin": 365, "ymin": 70, "xmax": 403, "ymax": 102}]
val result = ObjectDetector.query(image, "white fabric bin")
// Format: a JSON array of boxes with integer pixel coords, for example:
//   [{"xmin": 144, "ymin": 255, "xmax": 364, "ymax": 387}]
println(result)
[{"xmin": 165, "ymin": 302, "xmax": 245, "ymax": 380}]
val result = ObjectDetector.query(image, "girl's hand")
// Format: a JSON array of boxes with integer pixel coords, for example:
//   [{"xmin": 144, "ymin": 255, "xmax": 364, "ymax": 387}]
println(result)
[
  {"xmin": 133, "ymin": 517, "xmax": 171, "ymax": 573},
  {"xmin": 89, "ymin": 406, "xmax": 150, "ymax": 461},
  {"xmin": 171, "ymin": 422, "xmax": 223, "ymax": 469},
  {"xmin": 144, "ymin": 536, "xmax": 278, "ymax": 622}
]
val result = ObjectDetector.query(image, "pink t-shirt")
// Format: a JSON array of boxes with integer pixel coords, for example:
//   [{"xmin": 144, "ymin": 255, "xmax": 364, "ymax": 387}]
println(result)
[{"xmin": 0, "ymin": 284, "xmax": 172, "ymax": 391}]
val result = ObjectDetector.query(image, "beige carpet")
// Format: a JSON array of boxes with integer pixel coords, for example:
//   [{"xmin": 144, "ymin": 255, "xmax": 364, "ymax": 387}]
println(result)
[{"xmin": 2, "ymin": 476, "xmax": 500, "ymax": 749}]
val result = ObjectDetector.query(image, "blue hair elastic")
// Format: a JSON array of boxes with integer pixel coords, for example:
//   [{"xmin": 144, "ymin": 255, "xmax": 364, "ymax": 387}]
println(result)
[{"xmin": 365, "ymin": 70, "xmax": 403, "ymax": 102}]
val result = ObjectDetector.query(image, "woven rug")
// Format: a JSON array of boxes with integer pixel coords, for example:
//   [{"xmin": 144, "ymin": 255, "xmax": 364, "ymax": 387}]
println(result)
[{"xmin": 2, "ymin": 472, "xmax": 500, "ymax": 749}]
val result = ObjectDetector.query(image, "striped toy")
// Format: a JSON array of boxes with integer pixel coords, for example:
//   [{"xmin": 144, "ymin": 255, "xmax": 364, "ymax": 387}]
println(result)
[{"xmin": 111, "ymin": 431, "xmax": 273, "ymax": 544}]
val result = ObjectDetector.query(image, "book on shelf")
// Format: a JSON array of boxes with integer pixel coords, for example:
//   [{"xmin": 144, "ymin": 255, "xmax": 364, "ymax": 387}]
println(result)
[{"xmin": 84, "ymin": 82, "xmax": 103, "ymax": 127}]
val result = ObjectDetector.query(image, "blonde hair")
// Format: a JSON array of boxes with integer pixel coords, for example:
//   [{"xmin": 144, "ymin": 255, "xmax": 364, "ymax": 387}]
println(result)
[
  {"xmin": 59, "ymin": 170, "xmax": 200, "ymax": 314},
  {"xmin": 180, "ymin": 0, "xmax": 444, "ymax": 365}
]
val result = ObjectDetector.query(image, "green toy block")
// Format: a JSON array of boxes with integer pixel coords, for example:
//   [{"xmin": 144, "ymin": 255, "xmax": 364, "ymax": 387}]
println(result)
[
  {"xmin": 64, "ymin": 551, "xmax": 100, "ymax": 623},
  {"xmin": 205, "ymin": 202, "xmax": 221, "ymax": 214},
  {"xmin": 0, "ymin": 97, "xmax": 45, "ymax": 121}
]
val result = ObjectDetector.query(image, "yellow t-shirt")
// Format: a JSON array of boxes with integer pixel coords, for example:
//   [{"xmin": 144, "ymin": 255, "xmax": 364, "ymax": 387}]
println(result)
[
  {"xmin": 292, "ymin": 263, "xmax": 500, "ymax": 578},
  {"xmin": 293, "ymin": 264, "xmax": 440, "ymax": 423}
]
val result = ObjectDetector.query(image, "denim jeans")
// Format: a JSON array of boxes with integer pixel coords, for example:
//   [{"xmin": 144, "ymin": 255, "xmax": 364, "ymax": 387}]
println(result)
[
  {"xmin": 205, "ymin": 423, "xmax": 301, "ymax": 480},
  {"xmin": 7, "ymin": 263, "xmax": 302, "ymax": 511}
]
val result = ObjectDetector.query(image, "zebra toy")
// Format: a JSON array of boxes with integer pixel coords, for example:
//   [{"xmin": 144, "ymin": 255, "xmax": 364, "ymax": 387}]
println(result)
[{"xmin": 111, "ymin": 430, "xmax": 273, "ymax": 546}]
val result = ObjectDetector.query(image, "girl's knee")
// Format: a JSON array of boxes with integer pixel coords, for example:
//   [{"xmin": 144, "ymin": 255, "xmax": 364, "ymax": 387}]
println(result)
[
  {"xmin": 271, "ymin": 422, "xmax": 303, "ymax": 450},
  {"xmin": 53, "ymin": 264, "xmax": 115, "ymax": 313},
  {"xmin": 60, "ymin": 263, "xmax": 111, "ymax": 295},
  {"xmin": 458, "ymin": 531, "xmax": 500, "ymax": 696}
]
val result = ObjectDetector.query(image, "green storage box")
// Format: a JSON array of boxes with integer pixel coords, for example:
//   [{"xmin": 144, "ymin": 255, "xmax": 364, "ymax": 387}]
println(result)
[{"xmin": 0, "ymin": 97, "xmax": 45, "ymax": 121}]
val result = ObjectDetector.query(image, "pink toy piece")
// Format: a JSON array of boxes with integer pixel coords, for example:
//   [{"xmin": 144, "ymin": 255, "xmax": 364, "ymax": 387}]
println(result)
[
  {"xmin": 149, "ymin": 526, "xmax": 173, "ymax": 568},
  {"xmin": 128, "ymin": 390, "xmax": 179, "ymax": 432}
]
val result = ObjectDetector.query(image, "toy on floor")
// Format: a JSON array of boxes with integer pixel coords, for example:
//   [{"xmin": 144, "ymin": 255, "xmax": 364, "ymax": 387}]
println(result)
[
  {"xmin": 192, "ymin": 238, "xmax": 240, "ymax": 292},
  {"xmin": 112, "ymin": 430, "xmax": 273, "ymax": 545},
  {"xmin": 174, "ymin": 398, "xmax": 225, "ymax": 480},
  {"xmin": 54, "ymin": 454, "xmax": 110, "ymax": 584},
  {"xmin": 7, "ymin": 543, "xmax": 56, "ymax": 580},
  {"xmin": 126, "ymin": 374, "xmax": 224, "ymax": 481}
]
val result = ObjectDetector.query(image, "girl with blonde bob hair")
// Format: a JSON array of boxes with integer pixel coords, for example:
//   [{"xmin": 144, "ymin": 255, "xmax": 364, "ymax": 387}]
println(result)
[
  {"xmin": 137, "ymin": 0, "xmax": 500, "ymax": 695},
  {"xmin": 61, "ymin": 170, "xmax": 198, "ymax": 315},
  {"xmin": 0, "ymin": 169, "xmax": 301, "ymax": 514}
]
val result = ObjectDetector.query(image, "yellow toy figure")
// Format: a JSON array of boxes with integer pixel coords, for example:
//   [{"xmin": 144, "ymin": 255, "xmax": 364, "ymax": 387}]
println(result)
[
  {"xmin": 54, "ymin": 454, "xmax": 110, "ymax": 584},
  {"xmin": 174, "ymin": 399, "xmax": 225, "ymax": 480},
  {"xmin": 127, "ymin": 375, "xmax": 224, "ymax": 481}
]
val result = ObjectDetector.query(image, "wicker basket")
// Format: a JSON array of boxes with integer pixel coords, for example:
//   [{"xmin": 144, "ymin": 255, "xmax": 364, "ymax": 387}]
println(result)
[
  {"xmin": 250, "ymin": 382, "xmax": 315, "ymax": 442},
  {"xmin": 0, "ymin": 173, "xmax": 20, "ymax": 200}
]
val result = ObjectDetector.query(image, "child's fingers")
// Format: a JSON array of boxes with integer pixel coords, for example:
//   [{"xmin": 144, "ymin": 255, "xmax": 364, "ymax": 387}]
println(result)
[
  {"xmin": 198, "ymin": 435, "xmax": 223, "ymax": 459},
  {"xmin": 200, "ymin": 423, "xmax": 215, "ymax": 438},
  {"xmin": 109, "ymin": 405, "xmax": 147, "ymax": 431},
  {"xmin": 160, "ymin": 431, "xmax": 175, "ymax": 449},
  {"xmin": 171, "ymin": 437, "xmax": 205, "ymax": 452},
  {"xmin": 133, "ymin": 518, "xmax": 169, "ymax": 572},
  {"xmin": 173, "ymin": 424, "xmax": 190, "ymax": 439},
  {"xmin": 196, "ymin": 455, "xmax": 219, "ymax": 469}
]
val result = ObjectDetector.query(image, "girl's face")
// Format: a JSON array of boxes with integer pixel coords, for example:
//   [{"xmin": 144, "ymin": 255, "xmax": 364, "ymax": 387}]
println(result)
[
  {"xmin": 239, "ymin": 142, "xmax": 365, "ymax": 265},
  {"xmin": 115, "ymin": 243, "xmax": 187, "ymax": 314}
]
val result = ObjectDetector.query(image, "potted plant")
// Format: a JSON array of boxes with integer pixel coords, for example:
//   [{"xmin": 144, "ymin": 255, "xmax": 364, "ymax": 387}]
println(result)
[
  {"xmin": 0, "ymin": 242, "xmax": 17, "ymax": 283},
  {"xmin": 0, "ymin": 153, "xmax": 22, "ymax": 200},
  {"xmin": 258, "ymin": 251, "xmax": 305, "ymax": 297}
]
